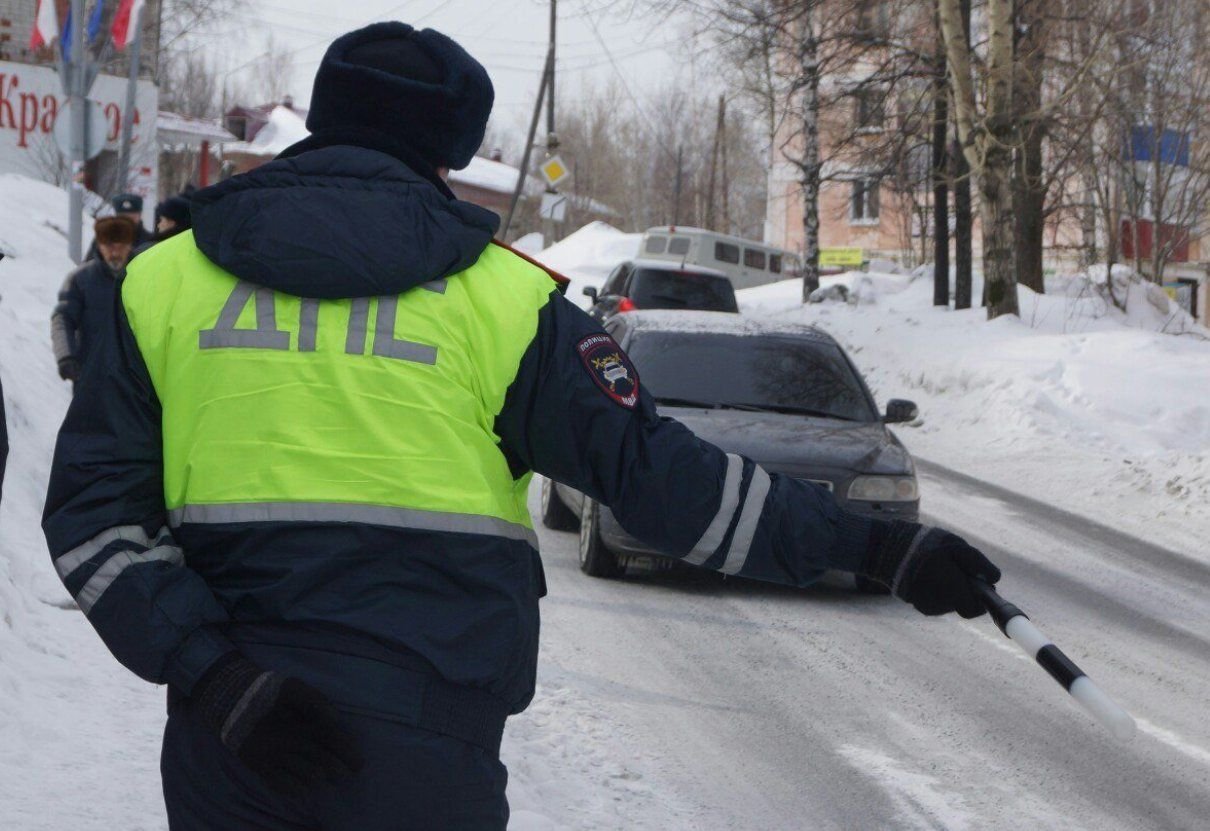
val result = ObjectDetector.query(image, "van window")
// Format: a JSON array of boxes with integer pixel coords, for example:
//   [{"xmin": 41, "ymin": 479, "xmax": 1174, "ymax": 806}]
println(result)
[
  {"xmin": 714, "ymin": 242, "xmax": 740, "ymax": 264},
  {"xmin": 668, "ymin": 237, "xmax": 691, "ymax": 255},
  {"xmin": 770, "ymin": 254, "xmax": 782, "ymax": 273},
  {"xmin": 744, "ymin": 249, "xmax": 767, "ymax": 270},
  {"xmin": 644, "ymin": 236, "xmax": 668, "ymax": 254}
]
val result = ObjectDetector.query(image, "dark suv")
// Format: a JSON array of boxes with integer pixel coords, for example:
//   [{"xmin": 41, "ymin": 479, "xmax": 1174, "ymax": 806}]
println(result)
[{"xmin": 583, "ymin": 259, "xmax": 739, "ymax": 322}]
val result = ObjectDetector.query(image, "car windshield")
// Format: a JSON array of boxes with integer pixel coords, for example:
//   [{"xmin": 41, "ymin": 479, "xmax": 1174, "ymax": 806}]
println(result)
[
  {"xmin": 628, "ymin": 269, "xmax": 738, "ymax": 313},
  {"xmin": 627, "ymin": 332, "xmax": 878, "ymax": 422}
]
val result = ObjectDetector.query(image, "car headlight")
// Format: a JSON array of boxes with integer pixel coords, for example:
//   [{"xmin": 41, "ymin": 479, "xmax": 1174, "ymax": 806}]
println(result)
[{"xmin": 847, "ymin": 475, "xmax": 918, "ymax": 502}]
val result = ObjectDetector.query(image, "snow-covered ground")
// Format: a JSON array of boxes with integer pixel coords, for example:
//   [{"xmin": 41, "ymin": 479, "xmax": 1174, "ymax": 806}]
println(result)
[
  {"xmin": 2, "ymin": 178, "xmax": 1208, "ymax": 828},
  {"xmin": 737, "ymin": 269, "xmax": 1210, "ymax": 562}
]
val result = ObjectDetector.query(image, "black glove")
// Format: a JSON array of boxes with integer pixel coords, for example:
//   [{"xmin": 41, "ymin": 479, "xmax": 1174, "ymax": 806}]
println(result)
[
  {"xmin": 57, "ymin": 357, "xmax": 80, "ymax": 381},
  {"xmin": 194, "ymin": 653, "xmax": 363, "ymax": 796},
  {"xmin": 860, "ymin": 521, "xmax": 1001, "ymax": 618}
]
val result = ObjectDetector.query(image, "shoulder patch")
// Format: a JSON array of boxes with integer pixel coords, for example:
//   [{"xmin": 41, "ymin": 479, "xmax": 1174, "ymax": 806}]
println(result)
[{"xmin": 576, "ymin": 333, "xmax": 640, "ymax": 409}]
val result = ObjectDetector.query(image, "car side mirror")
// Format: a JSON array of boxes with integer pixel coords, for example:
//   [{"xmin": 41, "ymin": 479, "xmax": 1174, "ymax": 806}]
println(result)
[
  {"xmin": 883, "ymin": 399, "xmax": 919, "ymax": 424},
  {"xmin": 583, "ymin": 286, "xmax": 599, "ymax": 302}
]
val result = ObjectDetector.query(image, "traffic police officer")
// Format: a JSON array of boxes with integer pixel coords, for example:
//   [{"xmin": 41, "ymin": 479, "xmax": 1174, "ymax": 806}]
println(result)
[{"xmin": 43, "ymin": 22, "xmax": 1000, "ymax": 831}]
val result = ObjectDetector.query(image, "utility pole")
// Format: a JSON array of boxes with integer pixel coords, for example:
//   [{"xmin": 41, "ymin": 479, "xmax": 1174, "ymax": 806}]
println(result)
[
  {"xmin": 672, "ymin": 145, "xmax": 683, "ymax": 225},
  {"xmin": 547, "ymin": 0, "xmax": 556, "ymax": 146},
  {"xmin": 720, "ymin": 97, "xmax": 729, "ymax": 235},
  {"xmin": 119, "ymin": 3, "xmax": 146, "ymax": 191},
  {"xmin": 541, "ymin": 0, "xmax": 560, "ymax": 246},
  {"xmin": 67, "ymin": 0, "xmax": 88, "ymax": 264},
  {"xmin": 501, "ymin": 51, "xmax": 551, "ymax": 240},
  {"xmin": 706, "ymin": 95, "xmax": 723, "ymax": 230}
]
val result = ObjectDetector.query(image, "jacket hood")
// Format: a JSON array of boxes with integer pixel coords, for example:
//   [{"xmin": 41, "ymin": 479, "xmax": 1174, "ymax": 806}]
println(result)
[{"xmin": 190, "ymin": 145, "xmax": 499, "ymax": 299}]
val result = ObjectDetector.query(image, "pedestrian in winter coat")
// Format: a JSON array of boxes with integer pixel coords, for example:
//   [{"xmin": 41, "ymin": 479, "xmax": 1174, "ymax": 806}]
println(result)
[
  {"xmin": 43, "ymin": 22, "xmax": 1001, "ymax": 831},
  {"xmin": 154, "ymin": 195, "xmax": 192, "ymax": 241},
  {"xmin": 51, "ymin": 216, "xmax": 138, "ymax": 383},
  {"xmin": 83, "ymin": 193, "xmax": 153, "ymax": 262}
]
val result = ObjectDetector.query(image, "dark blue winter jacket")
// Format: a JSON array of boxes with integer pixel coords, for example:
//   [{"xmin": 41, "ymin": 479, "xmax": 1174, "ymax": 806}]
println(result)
[
  {"xmin": 42, "ymin": 143, "xmax": 874, "ymax": 725},
  {"xmin": 50, "ymin": 257, "xmax": 122, "ymax": 369}
]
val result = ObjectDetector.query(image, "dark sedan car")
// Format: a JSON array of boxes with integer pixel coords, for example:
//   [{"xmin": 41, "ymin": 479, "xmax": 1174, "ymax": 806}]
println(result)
[
  {"xmin": 582, "ymin": 258, "xmax": 739, "ymax": 322},
  {"xmin": 538, "ymin": 310, "xmax": 920, "ymax": 592}
]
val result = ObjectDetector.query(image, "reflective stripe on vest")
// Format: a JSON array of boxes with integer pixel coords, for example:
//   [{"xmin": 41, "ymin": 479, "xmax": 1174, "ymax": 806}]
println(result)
[
  {"xmin": 122, "ymin": 232, "xmax": 558, "ymax": 543},
  {"xmin": 168, "ymin": 501, "xmax": 539, "ymax": 549}
]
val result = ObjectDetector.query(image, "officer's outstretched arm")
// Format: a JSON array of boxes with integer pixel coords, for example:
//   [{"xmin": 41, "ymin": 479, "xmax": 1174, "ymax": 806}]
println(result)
[
  {"xmin": 496, "ymin": 292, "xmax": 876, "ymax": 587},
  {"xmin": 42, "ymin": 286, "xmax": 233, "ymax": 693}
]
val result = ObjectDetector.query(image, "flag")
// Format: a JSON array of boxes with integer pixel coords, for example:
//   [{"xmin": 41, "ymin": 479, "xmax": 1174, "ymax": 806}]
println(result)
[
  {"xmin": 29, "ymin": 0, "xmax": 60, "ymax": 50},
  {"xmin": 60, "ymin": 6, "xmax": 72, "ymax": 60},
  {"xmin": 88, "ymin": 1, "xmax": 106, "ymax": 44},
  {"xmin": 111, "ymin": 0, "xmax": 147, "ymax": 51}
]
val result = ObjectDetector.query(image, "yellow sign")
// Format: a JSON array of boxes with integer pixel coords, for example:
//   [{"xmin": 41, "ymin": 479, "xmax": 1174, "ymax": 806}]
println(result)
[
  {"xmin": 819, "ymin": 247, "xmax": 864, "ymax": 267},
  {"xmin": 539, "ymin": 156, "xmax": 570, "ymax": 187}
]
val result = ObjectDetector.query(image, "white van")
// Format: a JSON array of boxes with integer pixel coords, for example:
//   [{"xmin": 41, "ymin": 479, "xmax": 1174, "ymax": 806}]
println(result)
[{"xmin": 638, "ymin": 227, "xmax": 801, "ymax": 290}]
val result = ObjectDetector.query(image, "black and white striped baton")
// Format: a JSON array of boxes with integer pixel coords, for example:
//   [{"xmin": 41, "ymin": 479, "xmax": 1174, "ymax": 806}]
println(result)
[{"xmin": 973, "ymin": 578, "xmax": 1136, "ymax": 741}]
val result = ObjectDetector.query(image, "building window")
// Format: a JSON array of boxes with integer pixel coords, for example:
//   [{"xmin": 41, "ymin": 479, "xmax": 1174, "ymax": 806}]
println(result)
[
  {"xmin": 743, "ymin": 248, "xmax": 767, "ymax": 270},
  {"xmin": 850, "ymin": 178, "xmax": 880, "ymax": 224},
  {"xmin": 714, "ymin": 242, "xmax": 740, "ymax": 264},
  {"xmin": 855, "ymin": 1, "xmax": 890, "ymax": 39},
  {"xmin": 854, "ymin": 87, "xmax": 886, "ymax": 132}
]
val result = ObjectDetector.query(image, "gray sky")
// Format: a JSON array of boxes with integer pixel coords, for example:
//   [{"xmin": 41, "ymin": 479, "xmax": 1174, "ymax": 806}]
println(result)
[{"xmin": 218, "ymin": 0, "xmax": 701, "ymax": 141}]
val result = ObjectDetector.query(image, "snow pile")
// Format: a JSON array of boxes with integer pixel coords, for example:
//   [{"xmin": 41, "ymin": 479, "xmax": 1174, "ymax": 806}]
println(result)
[
  {"xmin": 450, "ymin": 155, "xmax": 542, "ymax": 195},
  {"xmin": 0, "ymin": 177, "xmax": 174, "ymax": 829},
  {"xmin": 0, "ymin": 176, "xmax": 613, "ymax": 829},
  {"xmin": 224, "ymin": 105, "xmax": 310, "ymax": 156},
  {"xmin": 1039, "ymin": 265, "xmax": 1206, "ymax": 336},
  {"xmin": 533, "ymin": 222, "xmax": 641, "ymax": 306},
  {"xmin": 512, "ymin": 232, "xmax": 546, "ymax": 255},
  {"xmin": 738, "ymin": 273, "xmax": 1210, "ymax": 559}
]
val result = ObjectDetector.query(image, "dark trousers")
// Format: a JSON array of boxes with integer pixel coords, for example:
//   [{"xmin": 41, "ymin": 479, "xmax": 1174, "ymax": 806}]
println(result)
[{"xmin": 161, "ymin": 640, "xmax": 510, "ymax": 830}]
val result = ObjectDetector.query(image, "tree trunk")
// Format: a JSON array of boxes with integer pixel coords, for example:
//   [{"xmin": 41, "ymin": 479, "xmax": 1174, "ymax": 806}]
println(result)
[
  {"xmin": 798, "ymin": 9, "xmax": 821, "ymax": 302},
  {"xmin": 1013, "ymin": 127, "xmax": 1046, "ymax": 293},
  {"xmin": 940, "ymin": 0, "xmax": 1020, "ymax": 318},
  {"xmin": 980, "ymin": 145, "xmax": 1019, "ymax": 316},
  {"xmin": 954, "ymin": 139, "xmax": 974, "ymax": 309},
  {"xmin": 932, "ymin": 19, "xmax": 950, "ymax": 306},
  {"xmin": 1012, "ymin": 0, "xmax": 1048, "ymax": 294},
  {"xmin": 953, "ymin": 0, "xmax": 974, "ymax": 310}
]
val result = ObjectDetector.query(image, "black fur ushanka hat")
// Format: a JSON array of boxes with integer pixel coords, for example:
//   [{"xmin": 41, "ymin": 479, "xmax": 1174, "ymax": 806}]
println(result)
[{"xmin": 306, "ymin": 22, "xmax": 494, "ymax": 172}]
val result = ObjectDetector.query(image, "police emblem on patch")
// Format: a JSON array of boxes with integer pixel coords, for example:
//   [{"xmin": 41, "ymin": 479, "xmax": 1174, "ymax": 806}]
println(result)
[{"xmin": 576, "ymin": 334, "xmax": 640, "ymax": 409}]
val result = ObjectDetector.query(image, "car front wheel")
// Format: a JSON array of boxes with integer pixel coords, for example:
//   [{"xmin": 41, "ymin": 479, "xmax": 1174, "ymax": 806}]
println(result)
[
  {"xmin": 539, "ymin": 477, "xmax": 579, "ymax": 531},
  {"xmin": 578, "ymin": 499, "xmax": 623, "ymax": 578}
]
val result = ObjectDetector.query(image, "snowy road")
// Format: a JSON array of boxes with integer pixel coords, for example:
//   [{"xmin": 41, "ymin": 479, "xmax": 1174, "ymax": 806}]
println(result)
[{"xmin": 514, "ymin": 464, "xmax": 1210, "ymax": 831}]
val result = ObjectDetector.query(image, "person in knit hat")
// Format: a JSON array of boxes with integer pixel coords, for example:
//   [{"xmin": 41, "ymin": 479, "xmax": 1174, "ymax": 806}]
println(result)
[
  {"xmin": 50, "ymin": 216, "xmax": 139, "ymax": 386},
  {"xmin": 155, "ymin": 195, "xmax": 192, "ymax": 240},
  {"xmin": 43, "ymin": 22, "xmax": 1000, "ymax": 831}
]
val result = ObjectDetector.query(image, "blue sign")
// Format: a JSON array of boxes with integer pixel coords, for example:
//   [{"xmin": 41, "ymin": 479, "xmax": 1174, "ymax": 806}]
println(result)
[{"xmin": 1128, "ymin": 126, "xmax": 1191, "ymax": 167}]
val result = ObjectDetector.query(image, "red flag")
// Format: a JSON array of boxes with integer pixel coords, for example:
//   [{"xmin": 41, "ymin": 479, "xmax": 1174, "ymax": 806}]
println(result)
[{"xmin": 111, "ymin": 0, "xmax": 147, "ymax": 51}]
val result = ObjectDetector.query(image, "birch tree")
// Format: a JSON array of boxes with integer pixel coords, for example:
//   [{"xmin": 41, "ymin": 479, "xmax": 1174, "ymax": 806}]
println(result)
[{"xmin": 939, "ymin": 0, "xmax": 1020, "ymax": 317}]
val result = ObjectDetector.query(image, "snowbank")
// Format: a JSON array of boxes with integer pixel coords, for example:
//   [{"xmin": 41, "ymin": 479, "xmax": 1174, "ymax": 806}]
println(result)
[
  {"xmin": 738, "ymin": 271, "xmax": 1210, "ymax": 560},
  {"xmin": 0, "ymin": 176, "xmax": 610, "ymax": 829},
  {"xmin": 223, "ymin": 105, "xmax": 310, "ymax": 156},
  {"xmin": 532, "ymin": 222, "xmax": 641, "ymax": 307},
  {"xmin": 449, "ymin": 155, "xmax": 542, "ymax": 196}
]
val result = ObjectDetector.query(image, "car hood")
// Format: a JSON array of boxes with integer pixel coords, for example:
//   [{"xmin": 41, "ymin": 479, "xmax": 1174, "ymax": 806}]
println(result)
[{"xmin": 663, "ymin": 407, "xmax": 913, "ymax": 475}]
